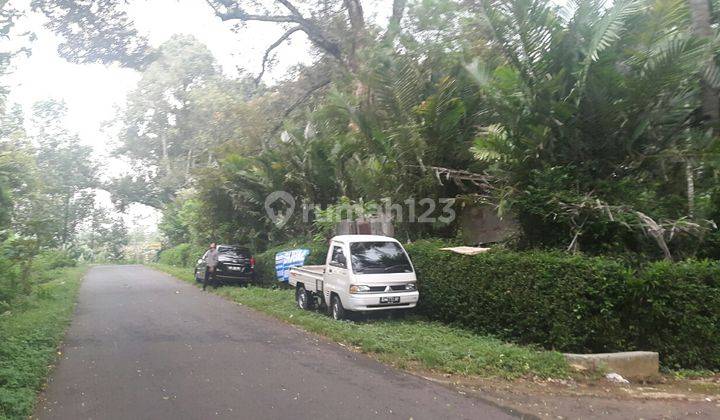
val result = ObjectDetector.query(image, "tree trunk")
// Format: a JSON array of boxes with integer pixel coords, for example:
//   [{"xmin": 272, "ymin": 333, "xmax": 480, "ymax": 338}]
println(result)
[
  {"xmin": 160, "ymin": 133, "xmax": 171, "ymax": 174},
  {"xmin": 62, "ymin": 192, "xmax": 70, "ymax": 244},
  {"xmin": 20, "ymin": 259, "xmax": 33, "ymax": 295},
  {"xmin": 688, "ymin": 0, "xmax": 720, "ymax": 125},
  {"xmin": 686, "ymin": 158, "xmax": 696, "ymax": 218},
  {"xmin": 343, "ymin": 0, "xmax": 369, "ymax": 99},
  {"xmin": 185, "ymin": 148, "xmax": 193, "ymax": 177},
  {"xmin": 343, "ymin": 0, "xmax": 365, "ymax": 72}
]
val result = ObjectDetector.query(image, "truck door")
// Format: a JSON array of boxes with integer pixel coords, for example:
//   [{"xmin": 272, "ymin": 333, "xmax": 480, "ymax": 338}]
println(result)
[{"xmin": 325, "ymin": 242, "xmax": 348, "ymax": 299}]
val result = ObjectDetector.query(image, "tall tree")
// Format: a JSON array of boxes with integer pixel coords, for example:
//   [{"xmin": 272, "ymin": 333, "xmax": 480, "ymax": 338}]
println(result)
[
  {"xmin": 78, "ymin": 205, "xmax": 129, "ymax": 261},
  {"xmin": 0, "ymin": 105, "xmax": 34, "ymax": 228},
  {"xmin": 109, "ymin": 36, "xmax": 262, "ymax": 209},
  {"xmin": 110, "ymin": 35, "xmax": 222, "ymax": 208},
  {"xmin": 30, "ymin": 101, "xmax": 99, "ymax": 245}
]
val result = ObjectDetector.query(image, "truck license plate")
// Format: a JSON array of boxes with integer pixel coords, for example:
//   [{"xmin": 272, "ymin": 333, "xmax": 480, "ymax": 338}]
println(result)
[
  {"xmin": 228, "ymin": 266, "xmax": 242, "ymax": 271},
  {"xmin": 380, "ymin": 296, "xmax": 400, "ymax": 304}
]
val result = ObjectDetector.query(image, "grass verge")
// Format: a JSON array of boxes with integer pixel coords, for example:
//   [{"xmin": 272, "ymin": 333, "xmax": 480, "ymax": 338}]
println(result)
[
  {"xmin": 0, "ymin": 266, "xmax": 88, "ymax": 419},
  {"xmin": 150, "ymin": 263, "xmax": 569, "ymax": 380}
]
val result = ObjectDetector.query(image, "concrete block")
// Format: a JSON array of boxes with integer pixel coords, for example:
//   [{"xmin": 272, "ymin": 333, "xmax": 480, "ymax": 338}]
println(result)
[{"xmin": 563, "ymin": 351, "xmax": 659, "ymax": 380}]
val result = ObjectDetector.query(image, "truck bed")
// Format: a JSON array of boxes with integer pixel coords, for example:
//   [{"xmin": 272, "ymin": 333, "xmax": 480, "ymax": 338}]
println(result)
[
  {"xmin": 294, "ymin": 265, "xmax": 325, "ymax": 276},
  {"xmin": 288, "ymin": 265, "xmax": 325, "ymax": 290}
]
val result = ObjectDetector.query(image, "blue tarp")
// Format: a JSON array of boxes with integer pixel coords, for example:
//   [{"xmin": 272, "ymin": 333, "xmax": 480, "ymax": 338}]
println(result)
[{"xmin": 275, "ymin": 249, "xmax": 311, "ymax": 282}]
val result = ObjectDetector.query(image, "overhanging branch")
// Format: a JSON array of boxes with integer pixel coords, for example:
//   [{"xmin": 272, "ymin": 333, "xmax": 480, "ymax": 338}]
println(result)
[
  {"xmin": 207, "ymin": 0, "xmax": 342, "ymax": 61},
  {"xmin": 206, "ymin": 0, "xmax": 297, "ymax": 23},
  {"xmin": 255, "ymin": 26, "xmax": 303, "ymax": 84},
  {"xmin": 220, "ymin": 9, "xmax": 297, "ymax": 23},
  {"xmin": 270, "ymin": 78, "xmax": 332, "ymax": 135}
]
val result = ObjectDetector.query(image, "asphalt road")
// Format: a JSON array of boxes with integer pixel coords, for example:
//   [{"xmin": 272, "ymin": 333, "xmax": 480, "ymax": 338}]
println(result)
[{"xmin": 34, "ymin": 265, "xmax": 517, "ymax": 420}]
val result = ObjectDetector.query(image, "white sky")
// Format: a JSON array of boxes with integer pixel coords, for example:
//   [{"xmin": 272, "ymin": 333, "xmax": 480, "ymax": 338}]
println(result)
[{"xmin": 3, "ymin": 0, "xmax": 321, "ymax": 236}]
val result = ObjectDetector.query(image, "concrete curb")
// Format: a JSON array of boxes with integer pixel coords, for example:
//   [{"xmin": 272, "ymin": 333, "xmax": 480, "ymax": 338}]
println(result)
[{"xmin": 563, "ymin": 351, "xmax": 659, "ymax": 380}]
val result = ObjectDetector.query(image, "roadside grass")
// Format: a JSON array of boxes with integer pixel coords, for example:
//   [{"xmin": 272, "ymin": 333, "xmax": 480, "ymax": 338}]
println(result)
[
  {"xmin": 0, "ymin": 266, "xmax": 87, "ymax": 419},
  {"xmin": 150, "ymin": 263, "xmax": 569, "ymax": 380}
]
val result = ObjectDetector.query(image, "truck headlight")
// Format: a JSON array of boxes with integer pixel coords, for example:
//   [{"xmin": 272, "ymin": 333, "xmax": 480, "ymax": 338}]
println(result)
[
  {"xmin": 349, "ymin": 285, "xmax": 370, "ymax": 294},
  {"xmin": 405, "ymin": 283, "xmax": 417, "ymax": 291}
]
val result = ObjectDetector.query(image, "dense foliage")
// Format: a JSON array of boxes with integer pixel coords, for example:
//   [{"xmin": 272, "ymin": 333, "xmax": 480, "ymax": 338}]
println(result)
[
  {"xmin": 0, "ymin": 101, "xmax": 130, "ymax": 306},
  {"xmin": 76, "ymin": 0, "xmax": 718, "ymax": 261},
  {"xmin": 156, "ymin": 243, "xmax": 206, "ymax": 268}
]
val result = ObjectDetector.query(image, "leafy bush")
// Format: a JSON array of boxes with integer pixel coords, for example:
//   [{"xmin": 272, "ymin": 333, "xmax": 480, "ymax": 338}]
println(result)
[
  {"xmin": 33, "ymin": 249, "xmax": 77, "ymax": 271},
  {"xmin": 0, "ymin": 238, "xmax": 26, "ymax": 303},
  {"xmin": 0, "ymin": 255, "xmax": 19, "ymax": 304},
  {"xmin": 405, "ymin": 240, "xmax": 720, "ymax": 370},
  {"xmin": 157, "ymin": 243, "xmax": 206, "ymax": 267}
]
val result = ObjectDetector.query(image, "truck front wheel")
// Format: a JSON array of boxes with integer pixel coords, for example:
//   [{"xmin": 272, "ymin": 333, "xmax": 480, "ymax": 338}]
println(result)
[{"xmin": 331, "ymin": 294, "xmax": 346, "ymax": 320}]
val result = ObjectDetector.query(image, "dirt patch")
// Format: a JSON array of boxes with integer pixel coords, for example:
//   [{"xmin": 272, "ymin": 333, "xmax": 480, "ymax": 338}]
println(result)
[{"xmin": 408, "ymin": 369, "xmax": 720, "ymax": 419}]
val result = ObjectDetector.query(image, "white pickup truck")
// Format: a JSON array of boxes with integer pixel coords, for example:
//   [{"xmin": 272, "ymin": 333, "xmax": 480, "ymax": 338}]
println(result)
[{"xmin": 288, "ymin": 235, "xmax": 420, "ymax": 320}]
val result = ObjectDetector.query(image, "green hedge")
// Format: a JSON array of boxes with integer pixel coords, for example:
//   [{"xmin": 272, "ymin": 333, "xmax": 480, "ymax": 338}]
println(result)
[
  {"xmin": 157, "ymin": 243, "xmax": 206, "ymax": 268},
  {"xmin": 628, "ymin": 260, "xmax": 720, "ymax": 369},
  {"xmin": 406, "ymin": 241, "xmax": 633, "ymax": 353},
  {"xmin": 405, "ymin": 240, "xmax": 720, "ymax": 370}
]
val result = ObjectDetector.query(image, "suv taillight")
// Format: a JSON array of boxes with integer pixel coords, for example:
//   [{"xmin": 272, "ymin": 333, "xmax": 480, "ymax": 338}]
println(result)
[{"xmin": 250, "ymin": 256, "xmax": 255, "ymax": 268}]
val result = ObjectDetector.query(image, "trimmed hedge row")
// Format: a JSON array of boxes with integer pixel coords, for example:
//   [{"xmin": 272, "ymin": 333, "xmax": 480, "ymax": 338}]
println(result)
[
  {"xmin": 627, "ymin": 260, "xmax": 720, "ymax": 370},
  {"xmin": 405, "ymin": 240, "xmax": 720, "ymax": 370},
  {"xmin": 406, "ymin": 241, "xmax": 632, "ymax": 353}
]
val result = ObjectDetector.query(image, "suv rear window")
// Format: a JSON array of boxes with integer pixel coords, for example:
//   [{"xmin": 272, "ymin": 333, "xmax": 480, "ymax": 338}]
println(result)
[
  {"xmin": 349, "ymin": 242, "xmax": 413, "ymax": 274},
  {"xmin": 217, "ymin": 246, "xmax": 251, "ymax": 257}
]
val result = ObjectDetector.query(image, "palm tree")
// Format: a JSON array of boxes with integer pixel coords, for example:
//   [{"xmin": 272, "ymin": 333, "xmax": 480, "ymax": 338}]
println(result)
[{"xmin": 468, "ymin": 0, "xmax": 717, "ymax": 252}]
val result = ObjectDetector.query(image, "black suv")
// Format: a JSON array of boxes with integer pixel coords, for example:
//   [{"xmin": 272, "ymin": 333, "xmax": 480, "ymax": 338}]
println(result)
[{"xmin": 194, "ymin": 245, "xmax": 256, "ymax": 285}]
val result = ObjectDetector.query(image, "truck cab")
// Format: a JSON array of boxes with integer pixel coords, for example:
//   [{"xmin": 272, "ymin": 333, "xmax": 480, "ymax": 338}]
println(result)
[{"xmin": 288, "ymin": 235, "xmax": 420, "ymax": 320}]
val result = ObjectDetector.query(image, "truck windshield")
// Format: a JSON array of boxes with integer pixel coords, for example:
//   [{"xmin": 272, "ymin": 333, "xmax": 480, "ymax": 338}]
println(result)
[{"xmin": 350, "ymin": 242, "xmax": 413, "ymax": 274}]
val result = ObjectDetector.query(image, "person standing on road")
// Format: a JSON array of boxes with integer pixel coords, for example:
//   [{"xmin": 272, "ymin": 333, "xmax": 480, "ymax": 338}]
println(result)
[{"xmin": 202, "ymin": 242, "xmax": 219, "ymax": 291}]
